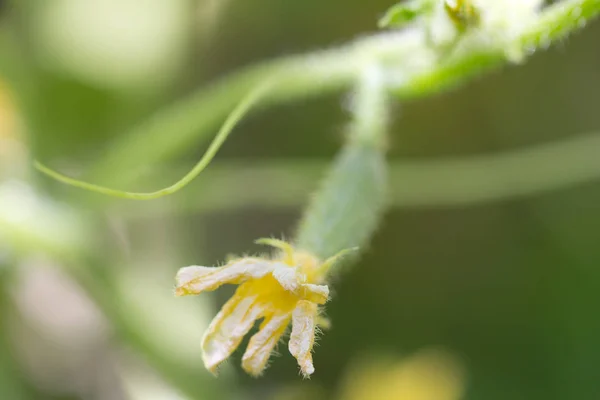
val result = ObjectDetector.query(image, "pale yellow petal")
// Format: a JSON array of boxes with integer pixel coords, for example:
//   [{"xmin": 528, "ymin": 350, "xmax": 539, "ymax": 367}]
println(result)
[
  {"xmin": 271, "ymin": 265, "xmax": 301, "ymax": 292},
  {"xmin": 299, "ymin": 283, "xmax": 329, "ymax": 305},
  {"xmin": 271, "ymin": 266, "xmax": 329, "ymax": 304},
  {"xmin": 241, "ymin": 312, "xmax": 291, "ymax": 376},
  {"xmin": 289, "ymin": 300, "xmax": 318, "ymax": 377},
  {"xmin": 175, "ymin": 258, "xmax": 272, "ymax": 296},
  {"xmin": 201, "ymin": 289, "xmax": 264, "ymax": 373}
]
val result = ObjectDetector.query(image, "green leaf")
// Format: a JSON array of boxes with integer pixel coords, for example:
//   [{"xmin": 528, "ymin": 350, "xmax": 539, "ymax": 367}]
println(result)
[{"xmin": 378, "ymin": 0, "xmax": 434, "ymax": 29}]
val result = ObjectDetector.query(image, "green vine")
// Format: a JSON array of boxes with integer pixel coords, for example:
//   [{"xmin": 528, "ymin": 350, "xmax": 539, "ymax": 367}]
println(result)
[
  {"xmin": 19, "ymin": 0, "xmax": 600, "ymax": 390},
  {"xmin": 77, "ymin": 0, "xmax": 600, "ymax": 188}
]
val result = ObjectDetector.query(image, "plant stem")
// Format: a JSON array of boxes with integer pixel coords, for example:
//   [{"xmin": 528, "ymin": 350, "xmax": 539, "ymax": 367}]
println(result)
[
  {"xmin": 295, "ymin": 67, "xmax": 389, "ymax": 261},
  {"xmin": 87, "ymin": 52, "xmax": 362, "ymax": 185},
  {"xmin": 393, "ymin": 0, "xmax": 600, "ymax": 97},
  {"xmin": 521, "ymin": 0, "xmax": 600, "ymax": 47},
  {"xmin": 87, "ymin": 0, "xmax": 600, "ymax": 185},
  {"xmin": 114, "ymin": 130, "xmax": 600, "ymax": 217}
]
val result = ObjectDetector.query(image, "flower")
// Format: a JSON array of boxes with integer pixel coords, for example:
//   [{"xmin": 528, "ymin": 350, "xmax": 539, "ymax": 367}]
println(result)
[
  {"xmin": 473, "ymin": 0, "xmax": 544, "ymax": 38},
  {"xmin": 427, "ymin": 0, "xmax": 544, "ymax": 61},
  {"xmin": 175, "ymin": 238, "xmax": 353, "ymax": 377}
]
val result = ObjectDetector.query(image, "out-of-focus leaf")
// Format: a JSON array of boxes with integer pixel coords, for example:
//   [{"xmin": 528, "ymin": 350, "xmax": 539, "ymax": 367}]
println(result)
[{"xmin": 378, "ymin": 0, "xmax": 434, "ymax": 29}]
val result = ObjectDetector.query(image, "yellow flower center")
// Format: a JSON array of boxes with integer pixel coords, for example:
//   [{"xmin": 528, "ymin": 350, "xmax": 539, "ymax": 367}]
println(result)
[{"xmin": 242, "ymin": 274, "xmax": 299, "ymax": 314}]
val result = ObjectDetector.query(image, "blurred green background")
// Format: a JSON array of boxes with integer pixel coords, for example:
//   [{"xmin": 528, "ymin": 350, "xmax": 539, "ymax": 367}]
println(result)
[{"xmin": 1, "ymin": 1, "xmax": 600, "ymax": 399}]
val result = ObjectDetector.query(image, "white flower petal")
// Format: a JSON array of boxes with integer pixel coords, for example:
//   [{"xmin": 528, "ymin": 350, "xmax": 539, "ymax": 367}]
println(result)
[
  {"xmin": 272, "ymin": 264, "xmax": 302, "ymax": 292},
  {"xmin": 201, "ymin": 289, "xmax": 264, "ymax": 374},
  {"xmin": 299, "ymin": 283, "xmax": 329, "ymax": 305},
  {"xmin": 271, "ymin": 266, "xmax": 329, "ymax": 304},
  {"xmin": 241, "ymin": 312, "xmax": 291, "ymax": 376},
  {"xmin": 175, "ymin": 258, "xmax": 273, "ymax": 295},
  {"xmin": 289, "ymin": 300, "xmax": 318, "ymax": 377}
]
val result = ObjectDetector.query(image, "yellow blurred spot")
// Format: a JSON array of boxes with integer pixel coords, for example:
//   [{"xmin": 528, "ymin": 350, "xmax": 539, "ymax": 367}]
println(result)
[
  {"xmin": 338, "ymin": 348, "xmax": 466, "ymax": 400},
  {"xmin": 0, "ymin": 79, "xmax": 26, "ymax": 176}
]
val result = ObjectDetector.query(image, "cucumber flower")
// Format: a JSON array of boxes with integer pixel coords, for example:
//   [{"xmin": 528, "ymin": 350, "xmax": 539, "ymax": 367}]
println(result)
[{"xmin": 175, "ymin": 238, "xmax": 353, "ymax": 378}]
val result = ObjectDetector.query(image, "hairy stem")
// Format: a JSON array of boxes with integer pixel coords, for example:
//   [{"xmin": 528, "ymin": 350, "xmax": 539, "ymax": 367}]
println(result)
[
  {"xmin": 87, "ymin": 0, "xmax": 600, "ymax": 185},
  {"xmin": 394, "ymin": 0, "xmax": 600, "ymax": 97},
  {"xmin": 295, "ymin": 67, "xmax": 389, "ymax": 261}
]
